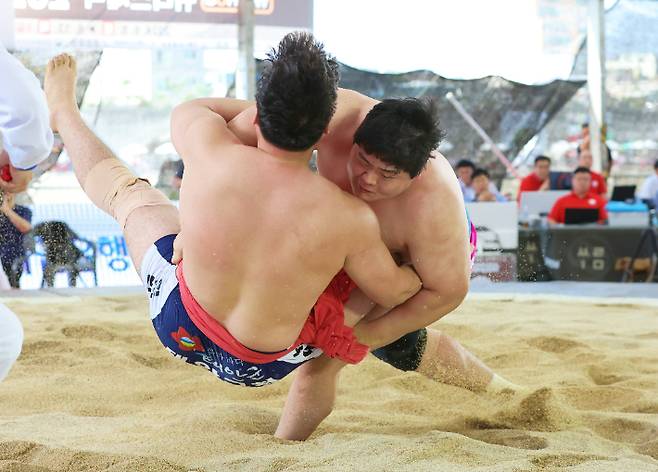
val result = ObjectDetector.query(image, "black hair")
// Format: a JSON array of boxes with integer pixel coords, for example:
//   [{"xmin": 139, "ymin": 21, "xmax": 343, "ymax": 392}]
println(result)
[
  {"xmin": 534, "ymin": 155, "xmax": 551, "ymax": 165},
  {"xmin": 654, "ymin": 159, "xmax": 658, "ymax": 170},
  {"xmin": 472, "ymin": 168, "xmax": 490, "ymax": 180},
  {"xmin": 255, "ymin": 31, "xmax": 339, "ymax": 151},
  {"xmin": 573, "ymin": 166, "xmax": 591, "ymax": 175},
  {"xmin": 455, "ymin": 159, "xmax": 476, "ymax": 171},
  {"xmin": 581, "ymin": 122, "xmax": 589, "ymax": 129},
  {"xmin": 353, "ymin": 98, "xmax": 444, "ymax": 178}
]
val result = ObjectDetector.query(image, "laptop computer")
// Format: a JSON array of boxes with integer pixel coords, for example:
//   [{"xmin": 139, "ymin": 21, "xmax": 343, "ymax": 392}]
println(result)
[
  {"xmin": 549, "ymin": 171, "xmax": 572, "ymax": 190},
  {"xmin": 610, "ymin": 185, "xmax": 636, "ymax": 202},
  {"xmin": 564, "ymin": 208, "xmax": 599, "ymax": 225},
  {"xmin": 519, "ymin": 190, "xmax": 570, "ymax": 219}
]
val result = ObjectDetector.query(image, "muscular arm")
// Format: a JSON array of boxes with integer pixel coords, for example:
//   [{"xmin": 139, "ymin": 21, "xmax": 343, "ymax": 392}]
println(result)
[
  {"xmin": 353, "ymin": 186, "xmax": 471, "ymax": 349},
  {"xmin": 225, "ymin": 88, "xmax": 373, "ymax": 150},
  {"xmin": 227, "ymin": 105, "xmax": 258, "ymax": 147},
  {"xmin": 176, "ymin": 97, "xmax": 257, "ymax": 149},
  {"xmin": 170, "ymin": 98, "xmax": 243, "ymax": 163},
  {"xmin": 343, "ymin": 202, "xmax": 422, "ymax": 309}
]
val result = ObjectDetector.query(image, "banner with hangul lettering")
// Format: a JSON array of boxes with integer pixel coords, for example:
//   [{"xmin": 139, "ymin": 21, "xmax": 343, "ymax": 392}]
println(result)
[
  {"xmin": 14, "ymin": 0, "xmax": 312, "ymax": 26},
  {"xmin": 17, "ymin": 202, "xmax": 149, "ymax": 289}
]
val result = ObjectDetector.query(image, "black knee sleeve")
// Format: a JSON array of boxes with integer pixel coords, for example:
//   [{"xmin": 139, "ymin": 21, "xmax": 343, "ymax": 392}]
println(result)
[{"xmin": 371, "ymin": 328, "xmax": 428, "ymax": 372}]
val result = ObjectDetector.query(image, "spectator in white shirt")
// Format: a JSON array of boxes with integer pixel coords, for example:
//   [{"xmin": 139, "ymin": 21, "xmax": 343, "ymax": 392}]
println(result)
[
  {"xmin": 0, "ymin": 43, "xmax": 54, "ymax": 382},
  {"xmin": 455, "ymin": 159, "xmax": 476, "ymax": 202},
  {"xmin": 455, "ymin": 159, "xmax": 504, "ymax": 202},
  {"xmin": 0, "ymin": 44, "xmax": 54, "ymax": 194},
  {"xmin": 472, "ymin": 168, "xmax": 507, "ymax": 202},
  {"xmin": 636, "ymin": 159, "xmax": 658, "ymax": 208}
]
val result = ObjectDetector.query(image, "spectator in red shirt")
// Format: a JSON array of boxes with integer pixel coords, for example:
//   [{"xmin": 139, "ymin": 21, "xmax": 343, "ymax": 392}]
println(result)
[
  {"xmin": 548, "ymin": 167, "xmax": 608, "ymax": 225},
  {"xmin": 518, "ymin": 155, "xmax": 551, "ymax": 201},
  {"xmin": 577, "ymin": 148, "xmax": 607, "ymax": 196}
]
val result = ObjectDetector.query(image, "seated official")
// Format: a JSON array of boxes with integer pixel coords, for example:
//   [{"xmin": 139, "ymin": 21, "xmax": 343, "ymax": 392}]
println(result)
[
  {"xmin": 636, "ymin": 159, "xmax": 658, "ymax": 208},
  {"xmin": 577, "ymin": 148, "xmax": 607, "ymax": 196},
  {"xmin": 455, "ymin": 159, "xmax": 476, "ymax": 202},
  {"xmin": 518, "ymin": 155, "xmax": 551, "ymax": 201},
  {"xmin": 548, "ymin": 167, "xmax": 608, "ymax": 225},
  {"xmin": 472, "ymin": 168, "xmax": 507, "ymax": 202}
]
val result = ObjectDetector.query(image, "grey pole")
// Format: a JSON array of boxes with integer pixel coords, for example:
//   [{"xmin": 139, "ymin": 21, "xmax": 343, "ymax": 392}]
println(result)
[
  {"xmin": 236, "ymin": 0, "xmax": 255, "ymax": 100},
  {"xmin": 587, "ymin": 0, "xmax": 606, "ymax": 173}
]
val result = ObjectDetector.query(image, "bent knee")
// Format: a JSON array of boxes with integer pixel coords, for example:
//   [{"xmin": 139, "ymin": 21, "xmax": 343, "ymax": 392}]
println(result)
[
  {"xmin": 371, "ymin": 328, "xmax": 428, "ymax": 372},
  {"xmin": 83, "ymin": 159, "xmax": 173, "ymax": 229}
]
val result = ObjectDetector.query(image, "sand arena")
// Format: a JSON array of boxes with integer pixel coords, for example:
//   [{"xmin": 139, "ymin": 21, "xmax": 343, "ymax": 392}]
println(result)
[{"xmin": 0, "ymin": 291, "xmax": 657, "ymax": 471}]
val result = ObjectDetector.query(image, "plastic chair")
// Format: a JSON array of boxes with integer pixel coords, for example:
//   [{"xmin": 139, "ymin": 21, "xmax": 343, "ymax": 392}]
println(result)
[{"xmin": 32, "ymin": 221, "xmax": 98, "ymax": 288}]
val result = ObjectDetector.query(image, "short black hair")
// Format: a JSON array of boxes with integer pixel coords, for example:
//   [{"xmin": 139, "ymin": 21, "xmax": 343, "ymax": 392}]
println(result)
[
  {"xmin": 581, "ymin": 122, "xmax": 589, "ymax": 129},
  {"xmin": 574, "ymin": 166, "xmax": 591, "ymax": 175},
  {"xmin": 472, "ymin": 168, "xmax": 490, "ymax": 180},
  {"xmin": 455, "ymin": 159, "xmax": 476, "ymax": 171},
  {"xmin": 534, "ymin": 155, "xmax": 551, "ymax": 165},
  {"xmin": 654, "ymin": 159, "xmax": 658, "ymax": 170},
  {"xmin": 353, "ymin": 98, "xmax": 444, "ymax": 178},
  {"xmin": 255, "ymin": 32, "xmax": 339, "ymax": 151}
]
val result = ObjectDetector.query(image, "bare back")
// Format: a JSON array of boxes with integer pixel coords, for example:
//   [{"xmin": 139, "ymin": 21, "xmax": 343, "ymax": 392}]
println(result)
[
  {"xmin": 171, "ymin": 98, "xmax": 421, "ymax": 353},
  {"xmin": 179, "ymin": 144, "xmax": 364, "ymax": 352}
]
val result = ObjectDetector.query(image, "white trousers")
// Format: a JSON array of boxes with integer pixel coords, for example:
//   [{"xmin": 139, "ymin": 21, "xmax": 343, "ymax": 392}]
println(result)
[{"xmin": 0, "ymin": 303, "xmax": 23, "ymax": 382}]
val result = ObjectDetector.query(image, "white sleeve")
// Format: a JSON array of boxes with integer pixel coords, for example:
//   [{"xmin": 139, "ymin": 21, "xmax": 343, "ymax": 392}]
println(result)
[
  {"xmin": 0, "ymin": 45, "xmax": 54, "ymax": 170},
  {"xmin": 636, "ymin": 176, "xmax": 653, "ymax": 200}
]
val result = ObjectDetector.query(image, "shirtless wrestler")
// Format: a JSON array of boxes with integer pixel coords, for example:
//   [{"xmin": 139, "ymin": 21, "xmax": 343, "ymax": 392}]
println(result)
[
  {"xmin": 198, "ymin": 89, "xmax": 521, "ymax": 439},
  {"xmin": 222, "ymin": 90, "xmax": 519, "ymax": 389},
  {"xmin": 43, "ymin": 33, "xmax": 421, "ymax": 391}
]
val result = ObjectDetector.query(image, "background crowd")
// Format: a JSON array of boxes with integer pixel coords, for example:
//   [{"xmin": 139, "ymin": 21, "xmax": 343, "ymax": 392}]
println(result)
[{"xmin": 455, "ymin": 123, "xmax": 658, "ymax": 226}]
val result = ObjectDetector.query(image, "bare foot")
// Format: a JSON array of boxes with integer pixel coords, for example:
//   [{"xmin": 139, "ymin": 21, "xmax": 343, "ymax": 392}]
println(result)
[{"xmin": 44, "ymin": 53, "xmax": 78, "ymax": 132}]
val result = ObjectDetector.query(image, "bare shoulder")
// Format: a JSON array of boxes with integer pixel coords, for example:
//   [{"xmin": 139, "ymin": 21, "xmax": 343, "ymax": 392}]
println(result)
[
  {"xmin": 326, "ymin": 181, "xmax": 378, "ymax": 230},
  {"xmin": 404, "ymin": 154, "xmax": 470, "ymax": 288},
  {"xmin": 410, "ymin": 153, "xmax": 465, "ymax": 225},
  {"xmin": 330, "ymin": 88, "xmax": 378, "ymax": 131},
  {"xmin": 305, "ymin": 176, "xmax": 378, "ymax": 255},
  {"xmin": 186, "ymin": 140, "xmax": 260, "ymax": 172},
  {"xmin": 337, "ymin": 88, "xmax": 378, "ymax": 108}
]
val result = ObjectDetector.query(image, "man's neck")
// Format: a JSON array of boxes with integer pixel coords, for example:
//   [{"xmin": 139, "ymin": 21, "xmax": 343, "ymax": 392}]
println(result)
[
  {"xmin": 257, "ymin": 138, "xmax": 313, "ymax": 168},
  {"xmin": 574, "ymin": 191, "xmax": 589, "ymax": 199}
]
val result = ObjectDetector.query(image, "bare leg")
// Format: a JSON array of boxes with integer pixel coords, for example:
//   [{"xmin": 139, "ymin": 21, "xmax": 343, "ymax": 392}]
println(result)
[
  {"xmin": 417, "ymin": 328, "xmax": 521, "ymax": 393},
  {"xmin": 276, "ymin": 294, "xmax": 365, "ymax": 441},
  {"xmin": 275, "ymin": 356, "xmax": 346, "ymax": 441},
  {"xmin": 45, "ymin": 54, "xmax": 179, "ymax": 271},
  {"xmin": 348, "ymin": 285, "xmax": 521, "ymax": 393}
]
